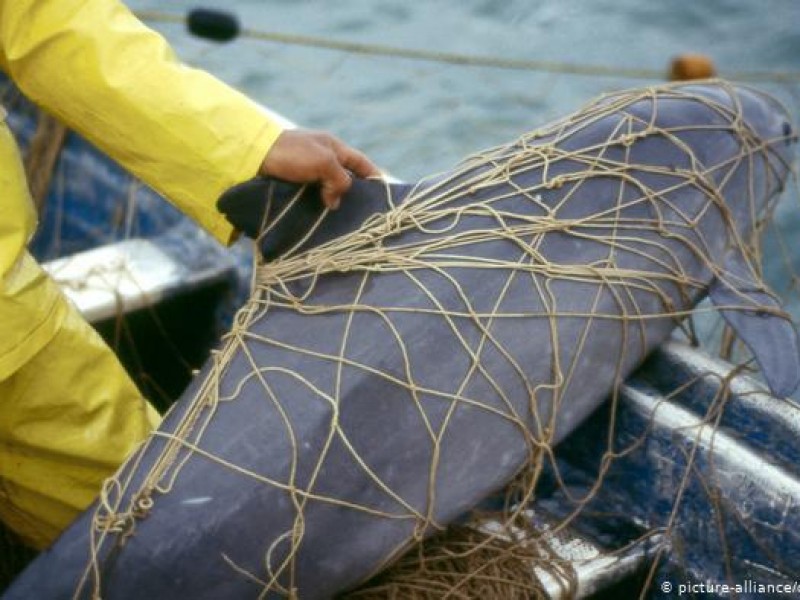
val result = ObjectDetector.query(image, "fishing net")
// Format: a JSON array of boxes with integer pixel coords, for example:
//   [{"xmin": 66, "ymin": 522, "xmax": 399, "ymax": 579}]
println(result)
[{"xmin": 53, "ymin": 80, "xmax": 795, "ymax": 599}]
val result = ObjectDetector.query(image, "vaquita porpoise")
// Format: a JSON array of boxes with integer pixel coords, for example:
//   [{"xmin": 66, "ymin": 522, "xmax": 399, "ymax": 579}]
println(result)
[{"xmin": 6, "ymin": 81, "xmax": 797, "ymax": 599}]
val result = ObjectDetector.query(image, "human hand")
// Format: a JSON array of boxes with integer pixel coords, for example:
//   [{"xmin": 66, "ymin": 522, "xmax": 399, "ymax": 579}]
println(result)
[{"xmin": 260, "ymin": 129, "xmax": 380, "ymax": 210}]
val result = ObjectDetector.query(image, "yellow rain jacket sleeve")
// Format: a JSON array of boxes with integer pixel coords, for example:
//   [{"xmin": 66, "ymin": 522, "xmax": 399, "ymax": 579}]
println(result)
[{"xmin": 0, "ymin": 0, "xmax": 284, "ymax": 380}]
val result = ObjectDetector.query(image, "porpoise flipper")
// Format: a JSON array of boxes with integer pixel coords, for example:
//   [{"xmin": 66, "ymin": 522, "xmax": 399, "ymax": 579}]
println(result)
[
  {"xmin": 217, "ymin": 177, "xmax": 412, "ymax": 259},
  {"xmin": 709, "ymin": 250, "xmax": 800, "ymax": 398}
]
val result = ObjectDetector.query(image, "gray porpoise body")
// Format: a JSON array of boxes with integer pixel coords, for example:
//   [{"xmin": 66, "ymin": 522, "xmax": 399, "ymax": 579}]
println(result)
[{"xmin": 5, "ymin": 82, "xmax": 796, "ymax": 600}]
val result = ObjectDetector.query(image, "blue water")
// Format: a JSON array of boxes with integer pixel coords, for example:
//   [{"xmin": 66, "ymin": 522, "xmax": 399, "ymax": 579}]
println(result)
[
  {"xmin": 129, "ymin": 0, "xmax": 800, "ymax": 178},
  {"xmin": 129, "ymin": 0, "xmax": 800, "ymax": 353}
]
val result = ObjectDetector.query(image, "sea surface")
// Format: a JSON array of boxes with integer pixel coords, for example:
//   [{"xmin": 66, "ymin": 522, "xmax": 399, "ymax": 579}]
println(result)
[
  {"xmin": 128, "ymin": 0, "xmax": 799, "ymax": 177},
  {"xmin": 129, "ymin": 0, "xmax": 800, "ymax": 344}
]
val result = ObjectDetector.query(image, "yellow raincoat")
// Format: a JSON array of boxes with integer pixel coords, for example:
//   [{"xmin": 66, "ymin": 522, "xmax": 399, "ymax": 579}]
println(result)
[{"xmin": 0, "ymin": 0, "xmax": 282, "ymax": 548}]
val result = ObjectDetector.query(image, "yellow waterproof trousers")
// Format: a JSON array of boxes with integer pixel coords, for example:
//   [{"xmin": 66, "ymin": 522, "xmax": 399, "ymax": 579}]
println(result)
[
  {"xmin": 0, "ymin": 109, "xmax": 160, "ymax": 551},
  {"xmin": 0, "ymin": 0, "xmax": 282, "ymax": 549},
  {"xmin": 0, "ymin": 298, "xmax": 161, "ymax": 550}
]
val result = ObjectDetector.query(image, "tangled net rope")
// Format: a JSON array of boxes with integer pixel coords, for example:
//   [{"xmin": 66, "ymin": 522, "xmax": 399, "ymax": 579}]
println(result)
[{"xmin": 74, "ymin": 80, "xmax": 795, "ymax": 599}]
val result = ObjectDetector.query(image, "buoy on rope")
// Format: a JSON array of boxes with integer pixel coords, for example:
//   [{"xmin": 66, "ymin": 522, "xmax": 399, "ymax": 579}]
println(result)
[
  {"xmin": 668, "ymin": 54, "xmax": 717, "ymax": 81},
  {"xmin": 187, "ymin": 8, "xmax": 241, "ymax": 43}
]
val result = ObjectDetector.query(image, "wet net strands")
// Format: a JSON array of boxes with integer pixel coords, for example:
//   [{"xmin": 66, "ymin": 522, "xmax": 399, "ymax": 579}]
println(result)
[{"xmin": 72, "ymin": 81, "xmax": 797, "ymax": 598}]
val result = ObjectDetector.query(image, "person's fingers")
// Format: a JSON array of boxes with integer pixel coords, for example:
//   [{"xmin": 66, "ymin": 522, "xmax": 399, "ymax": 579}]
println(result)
[
  {"xmin": 332, "ymin": 139, "xmax": 381, "ymax": 179},
  {"xmin": 259, "ymin": 130, "xmax": 379, "ymax": 210},
  {"xmin": 318, "ymin": 157, "xmax": 352, "ymax": 210}
]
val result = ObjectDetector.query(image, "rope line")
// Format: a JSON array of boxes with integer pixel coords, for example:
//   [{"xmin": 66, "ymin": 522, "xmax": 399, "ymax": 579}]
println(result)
[{"xmin": 136, "ymin": 9, "xmax": 800, "ymax": 85}]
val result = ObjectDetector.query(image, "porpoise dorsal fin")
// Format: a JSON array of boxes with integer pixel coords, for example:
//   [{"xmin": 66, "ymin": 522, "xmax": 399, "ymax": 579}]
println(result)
[
  {"xmin": 708, "ymin": 248, "xmax": 800, "ymax": 397},
  {"xmin": 217, "ymin": 177, "xmax": 413, "ymax": 259}
]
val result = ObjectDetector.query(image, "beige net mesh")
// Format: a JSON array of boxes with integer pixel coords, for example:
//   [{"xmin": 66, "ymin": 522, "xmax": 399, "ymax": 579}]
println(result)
[{"xmin": 67, "ymin": 81, "xmax": 798, "ymax": 598}]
